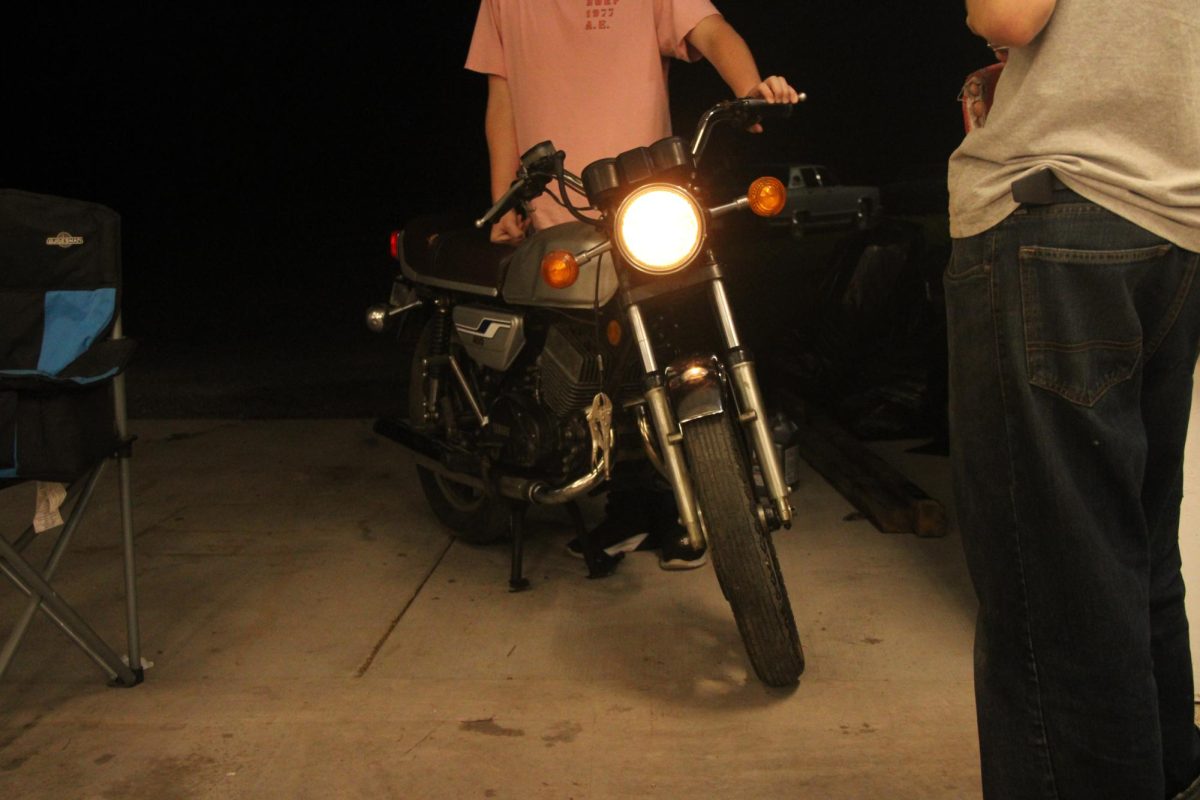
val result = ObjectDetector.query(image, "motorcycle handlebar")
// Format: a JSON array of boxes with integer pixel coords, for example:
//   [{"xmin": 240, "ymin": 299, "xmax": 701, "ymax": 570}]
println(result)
[
  {"xmin": 477, "ymin": 95, "xmax": 807, "ymax": 225},
  {"xmin": 690, "ymin": 92, "xmax": 806, "ymax": 164},
  {"xmin": 476, "ymin": 142, "xmax": 562, "ymax": 229},
  {"xmin": 731, "ymin": 96, "xmax": 801, "ymax": 122},
  {"xmin": 475, "ymin": 177, "xmax": 528, "ymax": 230}
]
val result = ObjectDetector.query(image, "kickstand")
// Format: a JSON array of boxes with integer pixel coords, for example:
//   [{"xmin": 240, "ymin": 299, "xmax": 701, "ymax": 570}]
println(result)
[
  {"xmin": 566, "ymin": 501, "xmax": 622, "ymax": 579},
  {"xmin": 508, "ymin": 503, "xmax": 531, "ymax": 592}
]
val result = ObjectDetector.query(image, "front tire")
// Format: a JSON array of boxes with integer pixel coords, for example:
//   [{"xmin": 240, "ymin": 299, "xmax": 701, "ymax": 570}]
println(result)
[
  {"xmin": 409, "ymin": 318, "xmax": 508, "ymax": 544},
  {"xmin": 682, "ymin": 413, "xmax": 805, "ymax": 687}
]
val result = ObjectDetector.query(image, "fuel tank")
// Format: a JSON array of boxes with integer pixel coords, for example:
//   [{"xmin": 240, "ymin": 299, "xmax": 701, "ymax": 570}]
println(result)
[{"xmin": 502, "ymin": 222, "xmax": 618, "ymax": 309}]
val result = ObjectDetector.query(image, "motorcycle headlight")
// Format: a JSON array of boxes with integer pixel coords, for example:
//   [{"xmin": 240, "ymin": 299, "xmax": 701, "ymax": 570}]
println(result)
[{"xmin": 614, "ymin": 184, "xmax": 705, "ymax": 275}]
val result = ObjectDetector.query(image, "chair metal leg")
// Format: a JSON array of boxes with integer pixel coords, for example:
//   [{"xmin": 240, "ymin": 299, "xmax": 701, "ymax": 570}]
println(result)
[
  {"xmin": 12, "ymin": 524, "xmax": 37, "ymax": 554},
  {"xmin": 0, "ymin": 559, "xmax": 124, "ymax": 680},
  {"xmin": 0, "ymin": 464, "xmax": 104, "ymax": 682},
  {"xmin": 0, "ymin": 533, "xmax": 138, "ymax": 686},
  {"xmin": 117, "ymin": 451, "xmax": 141, "ymax": 678},
  {"xmin": 112, "ymin": 335, "xmax": 142, "ymax": 678},
  {"xmin": 12, "ymin": 477, "xmax": 89, "ymax": 554}
]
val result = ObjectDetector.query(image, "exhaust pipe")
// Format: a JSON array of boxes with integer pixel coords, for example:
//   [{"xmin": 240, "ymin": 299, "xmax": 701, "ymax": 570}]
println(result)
[
  {"xmin": 374, "ymin": 418, "xmax": 608, "ymax": 506},
  {"xmin": 525, "ymin": 461, "xmax": 607, "ymax": 505}
]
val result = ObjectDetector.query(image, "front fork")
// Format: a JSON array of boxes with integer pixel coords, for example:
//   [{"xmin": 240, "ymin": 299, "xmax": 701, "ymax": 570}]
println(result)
[
  {"xmin": 628, "ymin": 303, "xmax": 707, "ymax": 549},
  {"xmin": 626, "ymin": 277, "xmax": 794, "ymax": 550},
  {"xmin": 713, "ymin": 280, "xmax": 794, "ymax": 529}
]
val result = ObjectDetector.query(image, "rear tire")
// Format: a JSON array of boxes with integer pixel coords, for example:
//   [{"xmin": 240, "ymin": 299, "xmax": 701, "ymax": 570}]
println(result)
[
  {"xmin": 409, "ymin": 319, "xmax": 508, "ymax": 545},
  {"xmin": 682, "ymin": 414, "xmax": 804, "ymax": 687}
]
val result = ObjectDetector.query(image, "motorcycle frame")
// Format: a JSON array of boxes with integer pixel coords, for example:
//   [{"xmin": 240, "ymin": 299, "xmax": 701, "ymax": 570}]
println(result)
[{"xmin": 389, "ymin": 98, "xmax": 797, "ymax": 530}]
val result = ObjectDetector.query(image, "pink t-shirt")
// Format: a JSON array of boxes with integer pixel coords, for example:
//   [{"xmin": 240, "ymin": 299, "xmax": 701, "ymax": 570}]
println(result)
[{"xmin": 466, "ymin": 0, "xmax": 720, "ymax": 229}]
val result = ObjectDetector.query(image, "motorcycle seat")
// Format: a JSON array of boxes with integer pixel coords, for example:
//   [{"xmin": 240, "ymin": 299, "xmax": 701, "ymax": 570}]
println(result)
[{"xmin": 400, "ymin": 215, "xmax": 512, "ymax": 298}]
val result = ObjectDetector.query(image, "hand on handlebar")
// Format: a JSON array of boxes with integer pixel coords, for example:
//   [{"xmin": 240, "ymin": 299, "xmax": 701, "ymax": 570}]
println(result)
[
  {"xmin": 490, "ymin": 208, "xmax": 530, "ymax": 245},
  {"xmin": 743, "ymin": 75, "xmax": 802, "ymax": 132}
]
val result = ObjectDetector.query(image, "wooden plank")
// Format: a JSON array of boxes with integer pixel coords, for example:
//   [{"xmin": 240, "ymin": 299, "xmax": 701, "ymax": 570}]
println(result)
[{"xmin": 789, "ymin": 407, "xmax": 946, "ymax": 538}]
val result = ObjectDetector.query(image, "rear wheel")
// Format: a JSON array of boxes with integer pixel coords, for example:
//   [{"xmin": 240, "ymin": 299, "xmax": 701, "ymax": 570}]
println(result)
[
  {"xmin": 409, "ymin": 318, "xmax": 508, "ymax": 544},
  {"xmin": 682, "ymin": 413, "xmax": 804, "ymax": 687}
]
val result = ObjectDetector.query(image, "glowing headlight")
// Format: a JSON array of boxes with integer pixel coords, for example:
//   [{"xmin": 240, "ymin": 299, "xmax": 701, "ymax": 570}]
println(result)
[{"xmin": 614, "ymin": 184, "xmax": 705, "ymax": 275}]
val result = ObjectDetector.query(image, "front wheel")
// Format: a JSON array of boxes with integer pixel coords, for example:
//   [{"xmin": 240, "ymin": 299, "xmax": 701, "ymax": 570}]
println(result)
[{"xmin": 682, "ymin": 414, "xmax": 804, "ymax": 687}]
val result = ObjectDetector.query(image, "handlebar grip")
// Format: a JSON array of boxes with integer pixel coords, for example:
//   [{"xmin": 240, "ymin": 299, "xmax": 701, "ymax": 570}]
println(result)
[{"xmin": 734, "ymin": 96, "xmax": 803, "ymax": 121}]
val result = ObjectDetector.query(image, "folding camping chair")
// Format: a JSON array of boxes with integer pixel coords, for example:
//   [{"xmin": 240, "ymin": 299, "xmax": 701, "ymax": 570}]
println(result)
[{"xmin": 0, "ymin": 189, "xmax": 143, "ymax": 687}]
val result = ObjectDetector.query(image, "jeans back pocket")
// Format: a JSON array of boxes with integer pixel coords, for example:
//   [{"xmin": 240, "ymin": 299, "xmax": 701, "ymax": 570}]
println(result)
[{"xmin": 1019, "ymin": 244, "xmax": 1170, "ymax": 406}]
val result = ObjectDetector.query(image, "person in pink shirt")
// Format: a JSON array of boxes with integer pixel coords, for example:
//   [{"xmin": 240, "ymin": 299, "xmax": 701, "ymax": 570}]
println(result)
[
  {"xmin": 466, "ymin": 0, "xmax": 799, "ymax": 242},
  {"xmin": 465, "ymin": 0, "xmax": 799, "ymax": 569}
]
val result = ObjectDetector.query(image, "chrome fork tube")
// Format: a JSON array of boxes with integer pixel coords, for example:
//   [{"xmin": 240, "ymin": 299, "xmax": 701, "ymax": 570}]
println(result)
[
  {"xmin": 710, "ymin": 278, "xmax": 742, "ymax": 350},
  {"xmin": 627, "ymin": 303, "xmax": 705, "ymax": 549},
  {"xmin": 644, "ymin": 384, "xmax": 705, "ymax": 549},
  {"xmin": 709, "ymin": 279, "xmax": 794, "ymax": 527},
  {"xmin": 728, "ymin": 357, "xmax": 793, "ymax": 527},
  {"xmin": 626, "ymin": 303, "xmax": 659, "ymax": 374}
]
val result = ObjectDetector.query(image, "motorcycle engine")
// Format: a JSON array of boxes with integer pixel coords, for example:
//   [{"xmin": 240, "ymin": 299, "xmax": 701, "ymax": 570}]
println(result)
[
  {"xmin": 538, "ymin": 324, "xmax": 604, "ymax": 417},
  {"xmin": 539, "ymin": 322, "xmax": 641, "ymax": 415},
  {"xmin": 485, "ymin": 392, "xmax": 563, "ymax": 470},
  {"xmin": 481, "ymin": 322, "xmax": 637, "ymax": 475}
]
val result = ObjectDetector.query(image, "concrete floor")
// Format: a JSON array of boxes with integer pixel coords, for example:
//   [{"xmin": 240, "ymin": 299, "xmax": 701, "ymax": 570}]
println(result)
[{"xmin": 0, "ymin": 419, "xmax": 980, "ymax": 798}]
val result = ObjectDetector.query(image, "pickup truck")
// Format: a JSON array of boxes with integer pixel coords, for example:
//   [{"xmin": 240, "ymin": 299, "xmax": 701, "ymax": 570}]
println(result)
[{"xmin": 769, "ymin": 164, "xmax": 881, "ymax": 237}]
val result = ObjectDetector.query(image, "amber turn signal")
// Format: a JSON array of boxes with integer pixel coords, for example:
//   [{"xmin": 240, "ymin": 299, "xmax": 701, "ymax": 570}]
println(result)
[
  {"xmin": 747, "ymin": 177, "xmax": 787, "ymax": 218},
  {"xmin": 541, "ymin": 250, "xmax": 580, "ymax": 289}
]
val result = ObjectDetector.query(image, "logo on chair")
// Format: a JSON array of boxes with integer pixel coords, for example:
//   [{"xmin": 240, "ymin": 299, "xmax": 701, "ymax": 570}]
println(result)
[{"xmin": 46, "ymin": 232, "xmax": 85, "ymax": 248}]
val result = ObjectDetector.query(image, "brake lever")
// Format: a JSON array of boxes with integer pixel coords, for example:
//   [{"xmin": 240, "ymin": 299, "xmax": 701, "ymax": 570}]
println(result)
[
  {"xmin": 475, "ymin": 175, "xmax": 530, "ymax": 229},
  {"xmin": 475, "ymin": 147, "xmax": 562, "ymax": 230}
]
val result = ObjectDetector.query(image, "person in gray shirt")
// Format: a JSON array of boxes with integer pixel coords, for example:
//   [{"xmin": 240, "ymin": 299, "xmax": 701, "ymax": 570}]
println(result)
[{"xmin": 946, "ymin": 1, "xmax": 1200, "ymax": 798}]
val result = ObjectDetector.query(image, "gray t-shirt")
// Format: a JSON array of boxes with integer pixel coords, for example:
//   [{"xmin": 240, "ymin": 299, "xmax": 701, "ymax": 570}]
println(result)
[{"xmin": 948, "ymin": 0, "xmax": 1200, "ymax": 251}]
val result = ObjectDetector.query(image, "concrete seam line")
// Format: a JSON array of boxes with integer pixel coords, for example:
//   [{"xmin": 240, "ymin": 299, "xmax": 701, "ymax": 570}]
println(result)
[{"xmin": 354, "ymin": 536, "xmax": 455, "ymax": 678}]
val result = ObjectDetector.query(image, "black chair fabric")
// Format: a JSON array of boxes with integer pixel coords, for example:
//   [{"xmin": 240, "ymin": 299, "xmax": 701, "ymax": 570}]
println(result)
[{"xmin": 0, "ymin": 189, "xmax": 132, "ymax": 482}]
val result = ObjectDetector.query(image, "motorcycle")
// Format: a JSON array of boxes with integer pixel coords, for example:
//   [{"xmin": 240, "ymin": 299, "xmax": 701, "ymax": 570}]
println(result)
[{"xmin": 366, "ymin": 98, "xmax": 805, "ymax": 687}]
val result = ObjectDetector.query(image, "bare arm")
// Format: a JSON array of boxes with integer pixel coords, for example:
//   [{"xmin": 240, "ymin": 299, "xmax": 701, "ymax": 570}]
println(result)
[
  {"xmin": 966, "ymin": 0, "xmax": 1057, "ymax": 48},
  {"xmin": 483, "ymin": 74, "xmax": 529, "ymax": 244},
  {"xmin": 685, "ymin": 14, "xmax": 799, "ymax": 104},
  {"xmin": 485, "ymin": 75, "xmax": 520, "ymax": 202}
]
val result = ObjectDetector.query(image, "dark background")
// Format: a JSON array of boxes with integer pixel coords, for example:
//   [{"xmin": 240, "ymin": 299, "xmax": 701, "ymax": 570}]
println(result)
[{"xmin": 6, "ymin": 3, "xmax": 990, "ymax": 352}]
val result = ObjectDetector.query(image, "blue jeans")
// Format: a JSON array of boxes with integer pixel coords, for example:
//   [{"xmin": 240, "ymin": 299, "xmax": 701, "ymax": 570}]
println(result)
[{"xmin": 945, "ymin": 192, "xmax": 1200, "ymax": 799}]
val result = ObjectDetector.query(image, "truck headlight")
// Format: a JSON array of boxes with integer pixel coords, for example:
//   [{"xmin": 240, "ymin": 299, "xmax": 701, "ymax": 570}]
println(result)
[{"xmin": 614, "ymin": 184, "xmax": 705, "ymax": 275}]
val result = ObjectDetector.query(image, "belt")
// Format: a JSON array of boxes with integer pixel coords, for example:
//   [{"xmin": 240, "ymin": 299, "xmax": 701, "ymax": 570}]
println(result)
[{"xmin": 1011, "ymin": 170, "xmax": 1070, "ymax": 204}]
